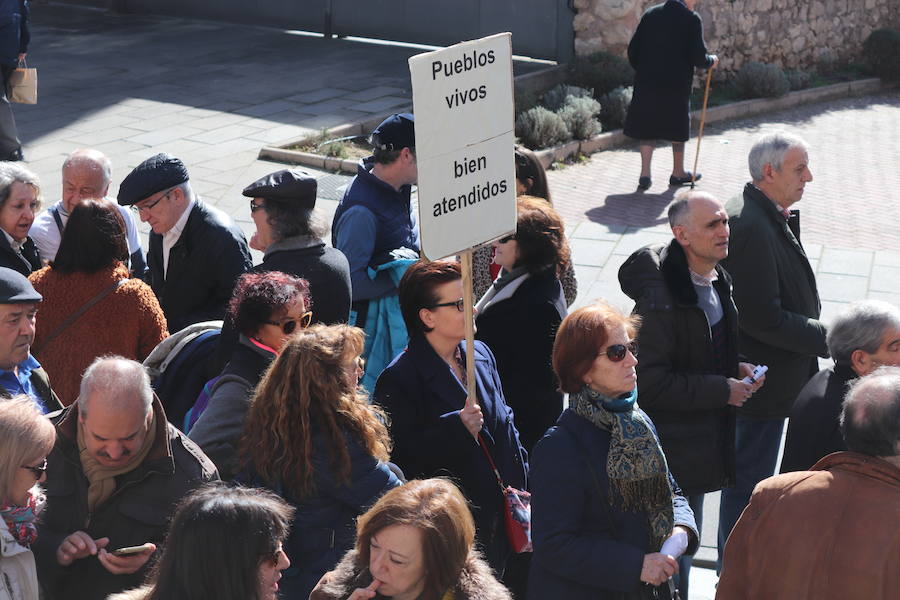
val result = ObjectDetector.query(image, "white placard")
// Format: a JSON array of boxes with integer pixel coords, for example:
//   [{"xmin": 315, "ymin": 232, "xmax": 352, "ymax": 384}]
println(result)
[{"xmin": 409, "ymin": 33, "xmax": 517, "ymax": 260}]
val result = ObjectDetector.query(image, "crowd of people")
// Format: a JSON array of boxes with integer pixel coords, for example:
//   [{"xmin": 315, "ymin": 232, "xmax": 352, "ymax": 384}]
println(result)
[{"xmin": 0, "ymin": 103, "xmax": 897, "ymax": 600}]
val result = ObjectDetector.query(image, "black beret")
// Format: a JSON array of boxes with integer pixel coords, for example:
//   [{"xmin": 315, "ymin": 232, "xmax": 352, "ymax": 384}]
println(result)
[
  {"xmin": 370, "ymin": 113, "xmax": 415, "ymax": 151},
  {"xmin": 0, "ymin": 267, "xmax": 41, "ymax": 303},
  {"xmin": 117, "ymin": 153, "xmax": 190, "ymax": 206},
  {"xmin": 242, "ymin": 170, "xmax": 317, "ymax": 209}
]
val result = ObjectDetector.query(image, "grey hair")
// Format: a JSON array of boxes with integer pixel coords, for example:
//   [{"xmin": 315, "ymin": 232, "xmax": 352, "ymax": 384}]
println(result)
[
  {"xmin": 175, "ymin": 180, "xmax": 195, "ymax": 203},
  {"xmin": 827, "ymin": 300, "xmax": 900, "ymax": 365},
  {"xmin": 840, "ymin": 366, "xmax": 900, "ymax": 457},
  {"xmin": 667, "ymin": 189, "xmax": 718, "ymax": 228},
  {"xmin": 0, "ymin": 162, "xmax": 42, "ymax": 210},
  {"xmin": 264, "ymin": 199, "xmax": 326, "ymax": 242},
  {"xmin": 748, "ymin": 131, "xmax": 809, "ymax": 182},
  {"xmin": 62, "ymin": 148, "xmax": 113, "ymax": 188},
  {"xmin": 78, "ymin": 356, "xmax": 153, "ymax": 418}
]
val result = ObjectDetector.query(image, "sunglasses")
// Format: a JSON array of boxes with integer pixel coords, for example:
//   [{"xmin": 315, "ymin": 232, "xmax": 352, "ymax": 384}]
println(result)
[
  {"xmin": 265, "ymin": 311, "xmax": 313, "ymax": 335},
  {"xmin": 249, "ymin": 200, "xmax": 266, "ymax": 213},
  {"xmin": 497, "ymin": 234, "xmax": 516, "ymax": 244},
  {"xmin": 21, "ymin": 459, "xmax": 48, "ymax": 479},
  {"xmin": 599, "ymin": 341, "xmax": 638, "ymax": 362},
  {"xmin": 429, "ymin": 298, "xmax": 465, "ymax": 312}
]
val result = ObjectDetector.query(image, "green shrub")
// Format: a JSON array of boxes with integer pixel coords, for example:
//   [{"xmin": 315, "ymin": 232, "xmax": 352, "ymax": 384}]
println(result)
[
  {"xmin": 863, "ymin": 28, "xmax": 900, "ymax": 81},
  {"xmin": 784, "ymin": 69, "xmax": 812, "ymax": 91},
  {"xmin": 733, "ymin": 61, "xmax": 790, "ymax": 98},
  {"xmin": 570, "ymin": 51, "xmax": 635, "ymax": 97},
  {"xmin": 515, "ymin": 106, "xmax": 571, "ymax": 149},
  {"xmin": 599, "ymin": 86, "xmax": 633, "ymax": 130},
  {"xmin": 558, "ymin": 96, "xmax": 602, "ymax": 140},
  {"xmin": 541, "ymin": 84, "xmax": 593, "ymax": 112},
  {"xmin": 515, "ymin": 88, "xmax": 540, "ymax": 113}
]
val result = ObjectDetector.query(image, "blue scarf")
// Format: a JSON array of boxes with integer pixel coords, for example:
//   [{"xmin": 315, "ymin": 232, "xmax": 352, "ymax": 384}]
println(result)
[{"xmin": 570, "ymin": 385, "xmax": 674, "ymax": 550}]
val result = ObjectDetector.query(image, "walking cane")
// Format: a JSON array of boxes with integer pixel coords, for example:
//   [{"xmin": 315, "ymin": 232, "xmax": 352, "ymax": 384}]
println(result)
[{"xmin": 690, "ymin": 65, "xmax": 715, "ymax": 189}]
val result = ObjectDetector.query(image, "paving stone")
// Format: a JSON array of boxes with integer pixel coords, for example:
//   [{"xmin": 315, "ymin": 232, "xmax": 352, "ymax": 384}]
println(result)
[
  {"xmin": 569, "ymin": 220, "xmax": 628, "ymax": 240},
  {"xmin": 186, "ymin": 124, "xmax": 265, "ymax": 145},
  {"xmin": 874, "ymin": 250, "xmax": 900, "ymax": 267},
  {"xmin": 346, "ymin": 96, "xmax": 411, "ymax": 113},
  {"xmin": 815, "ymin": 273, "xmax": 870, "ymax": 303},
  {"xmin": 290, "ymin": 88, "xmax": 349, "ymax": 104},
  {"xmin": 868, "ymin": 265, "xmax": 900, "ymax": 294},
  {"xmin": 611, "ymin": 230, "xmax": 672, "ymax": 256},
  {"xmin": 126, "ymin": 125, "xmax": 205, "ymax": 147},
  {"xmin": 818, "ymin": 248, "xmax": 873, "ymax": 276},
  {"xmin": 342, "ymin": 86, "xmax": 407, "ymax": 102},
  {"xmin": 569, "ymin": 238, "xmax": 616, "ymax": 267},
  {"xmin": 233, "ymin": 100, "xmax": 303, "ymax": 118}
]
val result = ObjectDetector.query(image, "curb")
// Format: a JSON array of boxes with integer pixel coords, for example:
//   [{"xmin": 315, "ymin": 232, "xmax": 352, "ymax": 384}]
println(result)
[{"xmin": 531, "ymin": 77, "xmax": 891, "ymax": 169}]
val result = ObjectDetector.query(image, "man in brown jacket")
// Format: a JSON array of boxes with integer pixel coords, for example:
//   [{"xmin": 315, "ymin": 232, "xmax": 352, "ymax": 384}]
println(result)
[{"xmin": 716, "ymin": 366, "xmax": 900, "ymax": 599}]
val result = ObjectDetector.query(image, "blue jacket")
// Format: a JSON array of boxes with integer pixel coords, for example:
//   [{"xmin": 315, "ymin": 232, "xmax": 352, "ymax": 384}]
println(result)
[
  {"xmin": 243, "ymin": 427, "xmax": 402, "ymax": 600},
  {"xmin": 331, "ymin": 159, "xmax": 419, "ymax": 302},
  {"xmin": 373, "ymin": 334, "xmax": 528, "ymax": 570},
  {"xmin": 528, "ymin": 409, "xmax": 698, "ymax": 599},
  {"xmin": 0, "ymin": 0, "xmax": 28, "ymax": 67}
]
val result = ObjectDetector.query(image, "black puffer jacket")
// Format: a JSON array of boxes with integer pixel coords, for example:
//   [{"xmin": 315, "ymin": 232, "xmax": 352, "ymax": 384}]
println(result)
[{"xmin": 619, "ymin": 240, "xmax": 737, "ymax": 495}]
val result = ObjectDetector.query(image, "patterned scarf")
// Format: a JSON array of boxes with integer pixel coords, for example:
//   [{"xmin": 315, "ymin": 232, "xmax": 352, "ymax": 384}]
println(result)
[
  {"xmin": 1, "ymin": 491, "xmax": 43, "ymax": 547},
  {"xmin": 570, "ymin": 385, "xmax": 674, "ymax": 551}
]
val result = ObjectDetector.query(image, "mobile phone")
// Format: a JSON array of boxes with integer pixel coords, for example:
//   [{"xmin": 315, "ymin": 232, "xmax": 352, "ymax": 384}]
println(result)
[{"xmin": 111, "ymin": 544, "xmax": 151, "ymax": 556}]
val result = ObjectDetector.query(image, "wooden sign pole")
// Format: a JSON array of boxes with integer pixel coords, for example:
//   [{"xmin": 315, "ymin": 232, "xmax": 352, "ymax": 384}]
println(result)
[{"xmin": 459, "ymin": 249, "xmax": 477, "ymax": 403}]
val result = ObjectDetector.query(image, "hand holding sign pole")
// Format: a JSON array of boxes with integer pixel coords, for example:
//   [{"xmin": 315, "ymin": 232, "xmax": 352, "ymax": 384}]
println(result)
[{"xmin": 408, "ymin": 33, "xmax": 517, "ymax": 413}]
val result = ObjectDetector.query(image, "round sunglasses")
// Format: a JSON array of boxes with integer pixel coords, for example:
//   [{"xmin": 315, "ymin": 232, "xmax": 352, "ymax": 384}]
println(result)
[
  {"xmin": 599, "ymin": 341, "xmax": 638, "ymax": 362},
  {"xmin": 265, "ymin": 311, "xmax": 313, "ymax": 335}
]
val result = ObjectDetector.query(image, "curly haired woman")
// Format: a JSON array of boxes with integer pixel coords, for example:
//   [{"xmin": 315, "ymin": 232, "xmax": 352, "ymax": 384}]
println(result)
[{"xmin": 239, "ymin": 324, "xmax": 403, "ymax": 600}]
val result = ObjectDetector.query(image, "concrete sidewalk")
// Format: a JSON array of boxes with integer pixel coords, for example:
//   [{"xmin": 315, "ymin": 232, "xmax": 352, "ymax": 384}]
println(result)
[{"xmin": 13, "ymin": 5, "xmax": 900, "ymax": 600}]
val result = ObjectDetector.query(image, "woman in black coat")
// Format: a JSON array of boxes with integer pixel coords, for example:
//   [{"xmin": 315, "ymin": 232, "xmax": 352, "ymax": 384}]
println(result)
[
  {"xmin": 623, "ymin": 0, "xmax": 718, "ymax": 191},
  {"xmin": 528, "ymin": 301, "xmax": 698, "ymax": 600},
  {"xmin": 0, "ymin": 162, "xmax": 42, "ymax": 275},
  {"xmin": 475, "ymin": 195, "xmax": 569, "ymax": 454}
]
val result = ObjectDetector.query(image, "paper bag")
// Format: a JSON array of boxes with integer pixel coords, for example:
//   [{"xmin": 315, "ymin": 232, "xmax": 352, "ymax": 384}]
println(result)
[{"xmin": 8, "ymin": 62, "xmax": 37, "ymax": 104}]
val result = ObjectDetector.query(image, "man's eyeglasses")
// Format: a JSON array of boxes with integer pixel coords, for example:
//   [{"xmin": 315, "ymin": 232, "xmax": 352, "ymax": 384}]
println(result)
[
  {"xmin": 599, "ymin": 341, "xmax": 638, "ymax": 362},
  {"xmin": 497, "ymin": 234, "xmax": 516, "ymax": 244},
  {"xmin": 249, "ymin": 200, "xmax": 266, "ymax": 213},
  {"xmin": 132, "ymin": 187, "xmax": 176, "ymax": 215},
  {"xmin": 429, "ymin": 298, "xmax": 465, "ymax": 312},
  {"xmin": 265, "ymin": 311, "xmax": 313, "ymax": 335},
  {"xmin": 21, "ymin": 459, "xmax": 48, "ymax": 480}
]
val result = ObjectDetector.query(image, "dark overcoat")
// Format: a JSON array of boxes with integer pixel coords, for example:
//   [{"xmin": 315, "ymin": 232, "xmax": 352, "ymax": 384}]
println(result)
[
  {"xmin": 619, "ymin": 240, "xmax": 738, "ymax": 495},
  {"xmin": 623, "ymin": 0, "xmax": 714, "ymax": 142},
  {"xmin": 721, "ymin": 183, "xmax": 828, "ymax": 419},
  {"xmin": 373, "ymin": 334, "xmax": 528, "ymax": 570},
  {"xmin": 0, "ymin": 232, "xmax": 40, "ymax": 276},
  {"xmin": 527, "ymin": 409, "xmax": 698, "ymax": 599},
  {"xmin": 474, "ymin": 269, "xmax": 565, "ymax": 454},
  {"xmin": 147, "ymin": 201, "xmax": 251, "ymax": 333}
]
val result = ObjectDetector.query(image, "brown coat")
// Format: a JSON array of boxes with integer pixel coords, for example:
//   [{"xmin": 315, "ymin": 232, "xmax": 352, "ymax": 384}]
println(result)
[
  {"xmin": 310, "ymin": 548, "xmax": 512, "ymax": 600},
  {"xmin": 716, "ymin": 452, "xmax": 900, "ymax": 600},
  {"xmin": 29, "ymin": 263, "xmax": 168, "ymax": 405}
]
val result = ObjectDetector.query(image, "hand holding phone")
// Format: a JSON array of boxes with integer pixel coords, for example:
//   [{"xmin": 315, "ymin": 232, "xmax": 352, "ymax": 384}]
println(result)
[{"xmin": 111, "ymin": 543, "xmax": 154, "ymax": 557}]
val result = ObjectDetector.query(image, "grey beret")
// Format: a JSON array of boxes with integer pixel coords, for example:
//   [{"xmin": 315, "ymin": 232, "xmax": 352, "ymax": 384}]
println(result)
[
  {"xmin": 117, "ymin": 153, "xmax": 189, "ymax": 206},
  {"xmin": 242, "ymin": 169, "xmax": 317, "ymax": 209},
  {"xmin": 0, "ymin": 268, "xmax": 41, "ymax": 303}
]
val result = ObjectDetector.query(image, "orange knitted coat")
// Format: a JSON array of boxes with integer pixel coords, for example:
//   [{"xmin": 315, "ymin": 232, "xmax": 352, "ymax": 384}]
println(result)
[{"xmin": 29, "ymin": 263, "xmax": 168, "ymax": 406}]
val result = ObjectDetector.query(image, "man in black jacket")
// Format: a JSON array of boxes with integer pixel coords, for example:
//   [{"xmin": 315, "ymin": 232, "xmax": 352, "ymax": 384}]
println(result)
[
  {"xmin": 117, "ymin": 153, "xmax": 252, "ymax": 332},
  {"xmin": 718, "ymin": 130, "xmax": 828, "ymax": 570},
  {"xmin": 33, "ymin": 356, "xmax": 218, "ymax": 600},
  {"xmin": 619, "ymin": 190, "xmax": 762, "ymax": 598},
  {"xmin": 781, "ymin": 299, "xmax": 900, "ymax": 473}
]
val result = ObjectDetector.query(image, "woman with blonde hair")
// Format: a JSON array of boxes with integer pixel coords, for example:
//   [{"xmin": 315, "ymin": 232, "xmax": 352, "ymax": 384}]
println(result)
[
  {"xmin": 311, "ymin": 478, "xmax": 511, "ymax": 600},
  {"xmin": 1, "ymin": 395, "xmax": 56, "ymax": 600},
  {"xmin": 240, "ymin": 324, "xmax": 402, "ymax": 600}
]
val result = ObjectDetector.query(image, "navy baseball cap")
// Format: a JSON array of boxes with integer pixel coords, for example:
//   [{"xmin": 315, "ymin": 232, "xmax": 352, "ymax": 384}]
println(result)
[{"xmin": 370, "ymin": 113, "xmax": 415, "ymax": 151}]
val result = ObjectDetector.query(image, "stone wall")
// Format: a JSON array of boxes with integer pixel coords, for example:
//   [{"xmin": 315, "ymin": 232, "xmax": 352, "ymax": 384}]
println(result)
[{"xmin": 573, "ymin": 0, "xmax": 900, "ymax": 74}]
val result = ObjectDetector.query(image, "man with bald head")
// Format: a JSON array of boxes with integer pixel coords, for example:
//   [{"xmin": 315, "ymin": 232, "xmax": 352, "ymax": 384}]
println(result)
[
  {"xmin": 619, "ymin": 189, "xmax": 764, "ymax": 598},
  {"xmin": 29, "ymin": 148, "xmax": 146, "ymax": 275},
  {"xmin": 33, "ymin": 356, "xmax": 217, "ymax": 600},
  {"xmin": 717, "ymin": 366, "xmax": 900, "ymax": 599}
]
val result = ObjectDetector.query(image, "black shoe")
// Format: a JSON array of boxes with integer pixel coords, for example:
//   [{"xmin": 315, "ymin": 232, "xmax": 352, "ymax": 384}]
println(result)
[
  {"xmin": 637, "ymin": 176, "xmax": 651, "ymax": 191},
  {"xmin": 0, "ymin": 148, "xmax": 24, "ymax": 161},
  {"xmin": 669, "ymin": 172, "xmax": 700, "ymax": 186}
]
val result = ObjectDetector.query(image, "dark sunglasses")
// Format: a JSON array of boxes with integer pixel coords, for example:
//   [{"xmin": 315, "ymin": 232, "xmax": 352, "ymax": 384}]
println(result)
[
  {"xmin": 429, "ymin": 298, "xmax": 465, "ymax": 312},
  {"xmin": 265, "ymin": 311, "xmax": 313, "ymax": 334},
  {"xmin": 600, "ymin": 341, "xmax": 638, "ymax": 362},
  {"xmin": 497, "ymin": 234, "xmax": 516, "ymax": 244},
  {"xmin": 249, "ymin": 200, "xmax": 266, "ymax": 213},
  {"xmin": 21, "ymin": 459, "xmax": 48, "ymax": 479}
]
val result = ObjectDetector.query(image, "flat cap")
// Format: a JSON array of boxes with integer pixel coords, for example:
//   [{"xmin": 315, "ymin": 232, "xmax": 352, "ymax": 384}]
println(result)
[
  {"xmin": 242, "ymin": 169, "xmax": 317, "ymax": 209},
  {"xmin": 0, "ymin": 268, "xmax": 42, "ymax": 303},
  {"xmin": 117, "ymin": 153, "xmax": 189, "ymax": 206},
  {"xmin": 370, "ymin": 113, "xmax": 415, "ymax": 151}
]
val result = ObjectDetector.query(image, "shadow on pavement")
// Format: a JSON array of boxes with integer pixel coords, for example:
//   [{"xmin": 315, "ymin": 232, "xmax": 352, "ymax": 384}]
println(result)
[{"xmin": 585, "ymin": 187, "xmax": 675, "ymax": 228}]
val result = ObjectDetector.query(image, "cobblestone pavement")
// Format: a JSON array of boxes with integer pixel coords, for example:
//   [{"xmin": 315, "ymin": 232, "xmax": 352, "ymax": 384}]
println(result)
[{"xmin": 15, "ymin": 5, "xmax": 900, "ymax": 600}]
